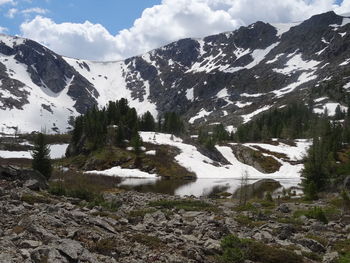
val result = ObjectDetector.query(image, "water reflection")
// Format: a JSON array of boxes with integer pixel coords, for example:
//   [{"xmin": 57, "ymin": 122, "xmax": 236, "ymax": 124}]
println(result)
[{"xmin": 118, "ymin": 177, "xmax": 301, "ymax": 197}]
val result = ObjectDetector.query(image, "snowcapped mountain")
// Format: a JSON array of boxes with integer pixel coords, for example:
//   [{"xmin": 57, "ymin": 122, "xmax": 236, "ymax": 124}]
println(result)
[{"xmin": 1, "ymin": 11, "xmax": 350, "ymax": 133}]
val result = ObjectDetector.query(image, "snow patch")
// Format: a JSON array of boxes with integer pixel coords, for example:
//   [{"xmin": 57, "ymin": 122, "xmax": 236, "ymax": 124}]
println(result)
[
  {"xmin": 189, "ymin": 108, "xmax": 212, "ymax": 124},
  {"xmin": 313, "ymin": 102, "xmax": 347, "ymax": 116},
  {"xmin": 241, "ymin": 105, "xmax": 273, "ymax": 123},
  {"xmin": 340, "ymin": 58, "xmax": 350, "ymax": 66},
  {"xmin": 85, "ymin": 166, "xmax": 158, "ymax": 178},
  {"xmin": 216, "ymin": 88, "xmax": 228, "ymax": 98},
  {"xmin": 186, "ymin": 88, "xmax": 194, "ymax": 101},
  {"xmin": 273, "ymin": 72, "xmax": 317, "ymax": 98},
  {"xmin": 273, "ymin": 54, "xmax": 320, "ymax": 76}
]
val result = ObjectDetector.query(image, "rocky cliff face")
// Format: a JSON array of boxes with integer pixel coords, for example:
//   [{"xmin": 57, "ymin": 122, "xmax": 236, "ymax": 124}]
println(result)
[{"xmin": 1, "ymin": 11, "xmax": 350, "ymax": 133}]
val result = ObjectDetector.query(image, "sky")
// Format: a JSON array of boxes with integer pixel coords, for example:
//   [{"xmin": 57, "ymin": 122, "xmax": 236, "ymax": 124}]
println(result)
[{"xmin": 0, "ymin": 0, "xmax": 349, "ymax": 61}]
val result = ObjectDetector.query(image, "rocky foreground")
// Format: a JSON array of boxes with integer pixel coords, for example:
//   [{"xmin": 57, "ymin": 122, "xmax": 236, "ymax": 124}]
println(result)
[{"xmin": 0, "ymin": 167, "xmax": 350, "ymax": 263}]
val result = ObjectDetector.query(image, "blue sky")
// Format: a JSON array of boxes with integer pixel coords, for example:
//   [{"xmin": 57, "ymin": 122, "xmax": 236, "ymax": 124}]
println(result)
[
  {"xmin": 1, "ymin": 0, "xmax": 349, "ymax": 60},
  {"xmin": 0, "ymin": 0, "xmax": 162, "ymax": 35}
]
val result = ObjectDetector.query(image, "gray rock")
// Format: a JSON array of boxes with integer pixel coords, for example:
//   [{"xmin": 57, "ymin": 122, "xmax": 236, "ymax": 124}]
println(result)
[
  {"xmin": 53, "ymin": 239, "xmax": 84, "ymax": 260},
  {"xmin": 31, "ymin": 247, "xmax": 70, "ymax": 263},
  {"xmin": 323, "ymin": 251, "xmax": 339, "ymax": 263},
  {"xmin": 276, "ymin": 204, "xmax": 291, "ymax": 213},
  {"xmin": 203, "ymin": 239, "xmax": 221, "ymax": 255},
  {"xmin": 277, "ymin": 224, "xmax": 296, "ymax": 240},
  {"xmin": 344, "ymin": 176, "xmax": 350, "ymax": 190},
  {"xmin": 24, "ymin": 179, "xmax": 42, "ymax": 191},
  {"xmin": 20, "ymin": 240, "xmax": 42, "ymax": 248},
  {"xmin": 0, "ymin": 165, "xmax": 48, "ymax": 190},
  {"xmin": 341, "ymin": 215, "xmax": 350, "ymax": 225},
  {"xmin": 89, "ymin": 217, "xmax": 116, "ymax": 233},
  {"xmin": 298, "ymin": 238, "xmax": 326, "ymax": 253}
]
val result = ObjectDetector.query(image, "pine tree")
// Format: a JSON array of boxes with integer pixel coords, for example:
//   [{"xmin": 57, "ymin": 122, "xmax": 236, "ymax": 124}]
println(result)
[
  {"xmin": 131, "ymin": 130, "xmax": 143, "ymax": 156},
  {"xmin": 32, "ymin": 133, "xmax": 52, "ymax": 180},
  {"xmin": 302, "ymin": 136, "xmax": 330, "ymax": 199},
  {"xmin": 72, "ymin": 116, "xmax": 83, "ymax": 147},
  {"xmin": 157, "ymin": 116, "xmax": 162, "ymax": 132},
  {"xmin": 116, "ymin": 123, "xmax": 125, "ymax": 147},
  {"xmin": 140, "ymin": 111, "xmax": 155, "ymax": 131},
  {"xmin": 334, "ymin": 105, "xmax": 343, "ymax": 120}
]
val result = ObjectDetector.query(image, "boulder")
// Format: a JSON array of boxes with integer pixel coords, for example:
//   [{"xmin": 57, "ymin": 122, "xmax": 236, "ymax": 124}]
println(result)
[
  {"xmin": 233, "ymin": 179, "xmax": 281, "ymax": 199},
  {"xmin": 0, "ymin": 165, "xmax": 48, "ymax": 190},
  {"xmin": 323, "ymin": 251, "xmax": 339, "ymax": 263},
  {"xmin": 344, "ymin": 176, "xmax": 350, "ymax": 190},
  {"xmin": 276, "ymin": 204, "xmax": 291, "ymax": 213},
  {"xmin": 298, "ymin": 238, "xmax": 326, "ymax": 253}
]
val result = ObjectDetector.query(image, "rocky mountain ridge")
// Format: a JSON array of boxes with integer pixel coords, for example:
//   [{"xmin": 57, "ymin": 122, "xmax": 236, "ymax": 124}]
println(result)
[{"xmin": 1, "ymin": 11, "xmax": 350, "ymax": 133}]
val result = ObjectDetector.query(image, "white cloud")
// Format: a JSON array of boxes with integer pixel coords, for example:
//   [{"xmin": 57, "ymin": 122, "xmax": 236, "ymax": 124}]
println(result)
[
  {"xmin": 0, "ymin": 26, "xmax": 8, "ymax": 33},
  {"xmin": 20, "ymin": 0, "xmax": 350, "ymax": 61},
  {"xmin": 0, "ymin": 0, "xmax": 15, "ymax": 5},
  {"xmin": 20, "ymin": 17, "xmax": 120, "ymax": 60},
  {"xmin": 21, "ymin": 7, "xmax": 48, "ymax": 15},
  {"xmin": 6, "ymin": 7, "xmax": 48, "ymax": 18},
  {"xmin": 6, "ymin": 8, "xmax": 18, "ymax": 18}
]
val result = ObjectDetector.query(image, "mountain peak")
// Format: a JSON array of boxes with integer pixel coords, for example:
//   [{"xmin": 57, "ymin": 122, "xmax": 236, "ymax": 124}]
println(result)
[
  {"xmin": 301, "ymin": 11, "xmax": 343, "ymax": 28},
  {"xmin": 1, "ymin": 11, "xmax": 350, "ymax": 133}
]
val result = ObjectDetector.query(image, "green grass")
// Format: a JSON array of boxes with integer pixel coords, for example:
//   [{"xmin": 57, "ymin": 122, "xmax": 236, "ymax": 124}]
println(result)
[
  {"xmin": 21, "ymin": 193, "xmax": 51, "ymax": 205},
  {"xmin": 334, "ymin": 239, "xmax": 350, "ymax": 256},
  {"xmin": 149, "ymin": 199, "xmax": 219, "ymax": 212},
  {"xmin": 219, "ymin": 235, "xmax": 303, "ymax": 263},
  {"xmin": 338, "ymin": 253, "xmax": 350, "ymax": 263},
  {"xmin": 130, "ymin": 234, "xmax": 162, "ymax": 249},
  {"xmin": 128, "ymin": 208, "xmax": 156, "ymax": 219},
  {"xmin": 293, "ymin": 207, "xmax": 328, "ymax": 224},
  {"xmin": 301, "ymin": 251, "xmax": 322, "ymax": 261},
  {"xmin": 234, "ymin": 215, "xmax": 266, "ymax": 228},
  {"xmin": 49, "ymin": 171, "xmax": 121, "ymax": 211},
  {"xmin": 276, "ymin": 217, "xmax": 303, "ymax": 226},
  {"xmin": 234, "ymin": 200, "xmax": 275, "ymax": 212},
  {"xmin": 92, "ymin": 238, "xmax": 120, "ymax": 257},
  {"xmin": 304, "ymin": 234, "xmax": 328, "ymax": 247}
]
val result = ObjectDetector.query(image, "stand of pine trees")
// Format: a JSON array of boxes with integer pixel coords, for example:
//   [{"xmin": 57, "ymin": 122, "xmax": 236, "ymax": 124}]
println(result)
[
  {"xmin": 198, "ymin": 124, "xmax": 231, "ymax": 150},
  {"xmin": 235, "ymin": 103, "xmax": 321, "ymax": 142},
  {"xmin": 232, "ymin": 101, "xmax": 350, "ymax": 199},
  {"xmin": 302, "ymin": 110, "xmax": 350, "ymax": 199},
  {"xmin": 69, "ymin": 98, "xmax": 184, "ymax": 155}
]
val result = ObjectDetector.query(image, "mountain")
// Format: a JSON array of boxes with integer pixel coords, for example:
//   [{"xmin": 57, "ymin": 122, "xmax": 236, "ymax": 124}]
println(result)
[{"xmin": 1, "ymin": 11, "xmax": 350, "ymax": 133}]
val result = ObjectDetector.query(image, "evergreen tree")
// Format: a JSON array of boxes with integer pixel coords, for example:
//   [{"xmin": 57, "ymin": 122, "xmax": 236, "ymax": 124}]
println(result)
[
  {"xmin": 213, "ymin": 124, "xmax": 229, "ymax": 142},
  {"xmin": 162, "ymin": 112, "xmax": 184, "ymax": 135},
  {"xmin": 302, "ymin": 136, "xmax": 330, "ymax": 199},
  {"xmin": 131, "ymin": 130, "xmax": 143, "ymax": 156},
  {"xmin": 140, "ymin": 111, "xmax": 156, "ymax": 131},
  {"xmin": 204, "ymin": 136, "xmax": 216, "ymax": 150},
  {"xmin": 32, "ymin": 133, "xmax": 52, "ymax": 180},
  {"xmin": 116, "ymin": 123, "xmax": 126, "ymax": 147},
  {"xmin": 71, "ymin": 116, "xmax": 83, "ymax": 147}
]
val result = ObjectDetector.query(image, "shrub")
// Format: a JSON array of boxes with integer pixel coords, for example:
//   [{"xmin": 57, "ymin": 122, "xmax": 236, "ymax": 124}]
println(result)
[
  {"xmin": 294, "ymin": 207, "xmax": 328, "ymax": 224},
  {"xmin": 306, "ymin": 207, "xmax": 328, "ymax": 224},
  {"xmin": 130, "ymin": 234, "xmax": 162, "ymax": 249},
  {"xmin": 265, "ymin": 192, "xmax": 273, "ymax": 202},
  {"xmin": 219, "ymin": 235, "xmax": 303, "ymax": 263},
  {"xmin": 220, "ymin": 235, "xmax": 245, "ymax": 263},
  {"xmin": 338, "ymin": 253, "xmax": 350, "ymax": 263}
]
